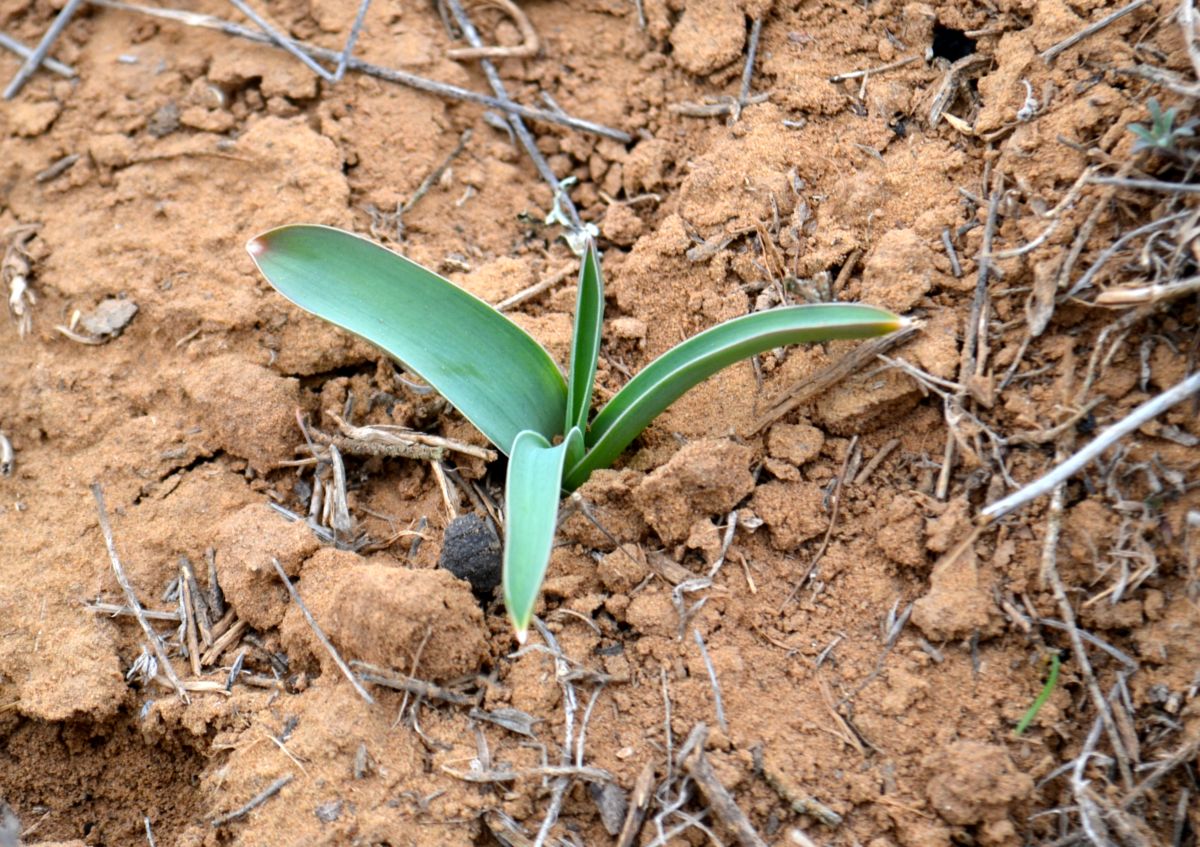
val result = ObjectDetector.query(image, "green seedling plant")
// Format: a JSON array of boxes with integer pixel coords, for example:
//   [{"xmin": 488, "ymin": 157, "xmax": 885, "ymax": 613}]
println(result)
[
  {"xmin": 1013, "ymin": 650, "xmax": 1062, "ymax": 736},
  {"xmin": 247, "ymin": 225, "xmax": 904, "ymax": 640},
  {"xmin": 1128, "ymin": 97, "xmax": 1199, "ymax": 155}
]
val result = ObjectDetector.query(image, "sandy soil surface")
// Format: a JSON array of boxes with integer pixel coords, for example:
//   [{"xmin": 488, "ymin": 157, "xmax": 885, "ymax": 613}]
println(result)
[{"xmin": 1, "ymin": 0, "xmax": 1198, "ymax": 845}]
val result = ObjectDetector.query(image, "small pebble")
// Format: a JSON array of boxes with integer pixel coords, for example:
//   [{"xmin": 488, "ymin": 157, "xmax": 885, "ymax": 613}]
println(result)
[
  {"xmin": 314, "ymin": 799, "xmax": 342, "ymax": 823},
  {"xmin": 438, "ymin": 513, "xmax": 501, "ymax": 598}
]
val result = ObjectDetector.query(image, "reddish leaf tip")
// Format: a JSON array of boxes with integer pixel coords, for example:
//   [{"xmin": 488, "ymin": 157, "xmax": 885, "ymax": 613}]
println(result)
[{"xmin": 246, "ymin": 236, "xmax": 268, "ymax": 259}]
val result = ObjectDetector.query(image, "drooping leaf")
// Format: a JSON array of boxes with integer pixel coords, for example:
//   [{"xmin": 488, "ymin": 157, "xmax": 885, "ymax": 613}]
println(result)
[
  {"xmin": 247, "ymin": 225, "xmax": 566, "ymax": 454},
  {"xmin": 565, "ymin": 241, "xmax": 604, "ymax": 435},
  {"xmin": 503, "ymin": 427, "xmax": 583, "ymax": 641},
  {"xmin": 563, "ymin": 303, "xmax": 904, "ymax": 489}
]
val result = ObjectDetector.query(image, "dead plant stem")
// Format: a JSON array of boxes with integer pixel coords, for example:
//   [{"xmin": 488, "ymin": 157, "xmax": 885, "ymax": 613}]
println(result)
[
  {"xmin": 2, "ymin": 0, "xmax": 85, "ymax": 98},
  {"xmin": 443, "ymin": 0, "xmax": 584, "ymax": 233},
  {"xmin": 87, "ymin": 0, "xmax": 631, "ymax": 142},
  {"xmin": 210, "ymin": 774, "xmax": 293, "ymax": 827},
  {"xmin": 681, "ymin": 723, "xmax": 768, "ymax": 847},
  {"xmin": 782, "ymin": 436, "xmax": 858, "ymax": 607},
  {"xmin": 0, "ymin": 32, "xmax": 76, "ymax": 78},
  {"xmin": 91, "ymin": 483, "xmax": 189, "ymax": 703},
  {"xmin": 1041, "ymin": 0, "xmax": 1150, "ymax": 62},
  {"xmin": 334, "ymin": 0, "xmax": 371, "ymax": 81},
  {"xmin": 1041, "ymin": 443, "xmax": 1135, "ymax": 789},
  {"xmin": 227, "ymin": 0, "xmax": 334, "ymax": 81},
  {"xmin": 982, "ymin": 370, "xmax": 1200, "ymax": 521},
  {"xmin": 271, "ymin": 558, "xmax": 374, "ymax": 704}
]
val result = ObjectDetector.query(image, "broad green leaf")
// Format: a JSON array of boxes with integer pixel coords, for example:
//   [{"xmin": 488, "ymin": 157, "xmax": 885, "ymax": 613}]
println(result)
[
  {"xmin": 563, "ymin": 303, "xmax": 904, "ymax": 489},
  {"xmin": 504, "ymin": 427, "xmax": 584, "ymax": 641},
  {"xmin": 565, "ymin": 241, "xmax": 604, "ymax": 434},
  {"xmin": 247, "ymin": 225, "xmax": 566, "ymax": 454}
]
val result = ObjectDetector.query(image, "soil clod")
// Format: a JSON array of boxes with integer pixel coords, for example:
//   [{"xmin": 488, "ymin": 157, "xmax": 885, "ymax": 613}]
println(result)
[{"xmin": 437, "ymin": 512, "xmax": 502, "ymax": 598}]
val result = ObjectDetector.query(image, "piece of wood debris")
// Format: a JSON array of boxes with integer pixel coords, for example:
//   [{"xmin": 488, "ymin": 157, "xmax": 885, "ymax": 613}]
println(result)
[
  {"xmin": 682, "ymin": 723, "xmax": 769, "ymax": 847},
  {"xmin": 210, "ymin": 774, "xmax": 293, "ymax": 827}
]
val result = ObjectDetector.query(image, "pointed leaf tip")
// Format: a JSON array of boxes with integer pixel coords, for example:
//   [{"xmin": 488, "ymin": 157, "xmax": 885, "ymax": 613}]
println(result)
[
  {"xmin": 246, "ymin": 236, "xmax": 267, "ymax": 259},
  {"xmin": 503, "ymin": 428, "xmax": 583, "ymax": 639}
]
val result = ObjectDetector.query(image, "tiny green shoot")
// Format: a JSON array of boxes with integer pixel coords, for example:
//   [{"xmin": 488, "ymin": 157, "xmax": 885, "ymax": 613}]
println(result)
[
  {"xmin": 1013, "ymin": 651, "xmax": 1061, "ymax": 736},
  {"xmin": 247, "ymin": 225, "xmax": 905, "ymax": 640},
  {"xmin": 1128, "ymin": 97, "xmax": 1198, "ymax": 155}
]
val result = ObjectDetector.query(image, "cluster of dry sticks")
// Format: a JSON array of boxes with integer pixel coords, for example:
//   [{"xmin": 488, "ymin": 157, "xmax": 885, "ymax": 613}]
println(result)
[
  {"xmin": 90, "ymin": 484, "xmax": 279, "ymax": 705},
  {"xmin": 272, "ymin": 402, "xmax": 496, "ymax": 552}
]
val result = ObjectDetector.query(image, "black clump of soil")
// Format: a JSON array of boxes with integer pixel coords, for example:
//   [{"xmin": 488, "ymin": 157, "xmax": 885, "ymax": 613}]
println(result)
[{"xmin": 438, "ymin": 514, "xmax": 502, "ymax": 598}]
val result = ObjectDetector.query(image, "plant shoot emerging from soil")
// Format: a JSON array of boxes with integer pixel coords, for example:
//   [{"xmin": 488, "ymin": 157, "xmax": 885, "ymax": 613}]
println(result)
[
  {"xmin": 1128, "ymin": 97, "xmax": 1199, "ymax": 155},
  {"xmin": 247, "ymin": 225, "xmax": 904, "ymax": 639}
]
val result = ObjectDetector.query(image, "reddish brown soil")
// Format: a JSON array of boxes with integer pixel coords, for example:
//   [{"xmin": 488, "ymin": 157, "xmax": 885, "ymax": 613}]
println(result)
[{"xmin": 1, "ymin": 0, "xmax": 1198, "ymax": 846}]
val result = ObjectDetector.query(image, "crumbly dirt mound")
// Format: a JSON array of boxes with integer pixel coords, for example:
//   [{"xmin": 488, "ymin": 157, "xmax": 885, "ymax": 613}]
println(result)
[
  {"xmin": 631, "ymin": 438, "xmax": 755, "ymax": 544},
  {"xmin": 282, "ymin": 549, "xmax": 489, "ymax": 682},
  {"xmin": 1, "ymin": 0, "xmax": 1198, "ymax": 845}
]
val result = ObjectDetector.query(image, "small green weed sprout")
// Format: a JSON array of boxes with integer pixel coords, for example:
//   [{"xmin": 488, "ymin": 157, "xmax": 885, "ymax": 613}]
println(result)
[
  {"xmin": 1128, "ymin": 97, "xmax": 1199, "ymax": 155},
  {"xmin": 1014, "ymin": 650, "xmax": 1062, "ymax": 736},
  {"xmin": 248, "ymin": 226, "xmax": 904, "ymax": 639}
]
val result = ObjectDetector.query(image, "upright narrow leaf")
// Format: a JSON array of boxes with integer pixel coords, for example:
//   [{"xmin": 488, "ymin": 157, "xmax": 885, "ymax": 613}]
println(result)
[
  {"xmin": 565, "ymin": 241, "xmax": 604, "ymax": 434},
  {"xmin": 564, "ymin": 303, "xmax": 904, "ymax": 489},
  {"xmin": 247, "ymin": 225, "xmax": 566, "ymax": 454},
  {"xmin": 503, "ymin": 427, "xmax": 584, "ymax": 641}
]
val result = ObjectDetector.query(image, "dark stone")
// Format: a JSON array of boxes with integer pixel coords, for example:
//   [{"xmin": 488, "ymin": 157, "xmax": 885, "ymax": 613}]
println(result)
[{"xmin": 438, "ymin": 514, "xmax": 501, "ymax": 598}]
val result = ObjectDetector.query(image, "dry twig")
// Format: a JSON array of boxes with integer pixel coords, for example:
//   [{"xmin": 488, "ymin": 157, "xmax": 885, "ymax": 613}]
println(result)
[
  {"xmin": 443, "ymin": 0, "xmax": 585, "ymax": 235},
  {"xmin": 496, "ymin": 264, "xmax": 575, "ymax": 311},
  {"xmin": 92, "ymin": 484, "xmax": 189, "ymax": 703},
  {"xmin": 210, "ymin": 774, "xmax": 293, "ymax": 827},
  {"xmin": 228, "ymin": 0, "xmax": 334, "ymax": 81},
  {"xmin": 200, "ymin": 615, "xmax": 245, "ymax": 666},
  {"xmin": 670, "ymin": 16, "xmax": 770, "ymax": 122},
  {"xmin": 271, "ymin": 558, "xmax": 374, "ymax": 704},
  {"xmin": 692, "ymin": 628, "xmax": 728, "ymax": 733},
  {"xmin": 782, "ymin": 436, "xmax": 859, "ymax": 607},
  {"xmin": 616, "ymin": 762, "xmax": 656, "ymax": 847},
  {"xmin": 928, "ymin": 54, "xmax": 989, "ymax": 127},
  {"xmin": 982, "ymin": 370, "xmax": 1200, "ymax": 521},
  {"xmin": 681, "ymin": 723, "xmax": 768, "ymax": 847},
  {"xmin": 753, "ymin": 325, "xmax": 918, "ymax": 430},
  {"xmin": 1039, "ymin": 0, "xmax": 1152, "ymax": 63},
  {"xmin": 334, "ymin": 0, "xmax": 371, "ymax": 82},
  {"xmin": 0, "ymin": 32, "xmax": 75, "ymax": 78},
  {"xmin": 350, "ymin": 660, "xmax": 475, "ymax": 706},
  {"xmin": 441, "ymin": 763, "xmax": 613, "ymax": 783},
  {"xmin": 446, "ymin": 0, "xmax": 539, "ymax": 61},
  {"xmin": 2, "ymin": 0, "xmax": 85, "ymax": 98},
  {"xmin": 1038, "ymin": 446, "xmax": 1134, "ymax": 789},
  {"xmin": 89, "ymin": 0, "xmax": 631, "ymax": 142},
  {"xmin": 829, "ymin": 54, "xmax": 920, "ymax": 82}
]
